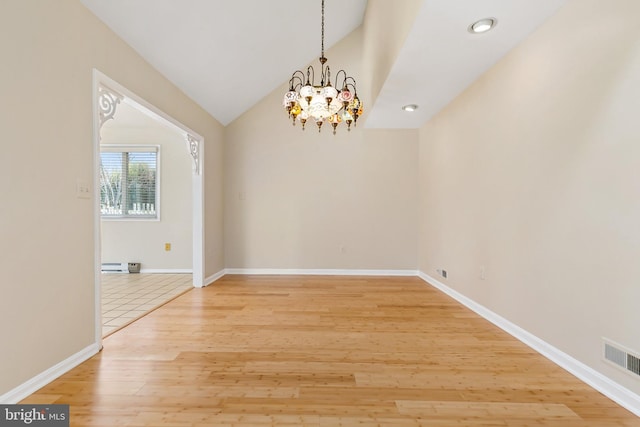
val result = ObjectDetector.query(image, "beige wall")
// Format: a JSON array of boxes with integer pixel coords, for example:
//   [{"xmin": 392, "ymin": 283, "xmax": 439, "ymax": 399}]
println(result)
[
  {"xmin": 0, "ymin": 0, "xmax": 224, "ymax": 396},
  {"xmin": 100, "ymin": 105, "xmax": 193, "ymax": 271},
  {"xmin": 418, "ymin": 0, "xmax": 640, "ymax": 395},
  {"xmin": 225, "ymin": 27, "xmax": 419, "ymax": 270}
]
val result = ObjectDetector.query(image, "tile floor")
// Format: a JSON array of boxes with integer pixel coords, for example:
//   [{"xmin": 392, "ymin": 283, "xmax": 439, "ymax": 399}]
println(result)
[{"xmin": 101, "ymin": 273, "xmax": 193, "ymax": 337}]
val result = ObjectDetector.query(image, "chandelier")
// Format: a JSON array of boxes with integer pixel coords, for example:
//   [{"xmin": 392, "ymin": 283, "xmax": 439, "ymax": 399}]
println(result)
[{"xmin": 283, "ymin": 0, "xmax": 363, "ymax": 134}]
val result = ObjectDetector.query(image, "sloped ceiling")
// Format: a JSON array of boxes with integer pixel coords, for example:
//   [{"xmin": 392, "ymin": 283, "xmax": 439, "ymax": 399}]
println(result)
[
  {"xmin": 81, "ymin": 0, "xmax": 567, "ymax": 129},
  {"xmin": 81, "ymin": 0, "xmax": 367, "ymax": 126},
  {"xmin": 366, "ymin": 0, "xmax": 567, "ymax": 128}
]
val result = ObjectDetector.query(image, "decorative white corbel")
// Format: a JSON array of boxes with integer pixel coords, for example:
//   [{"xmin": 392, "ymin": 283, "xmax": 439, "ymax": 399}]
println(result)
[
  {"xmin": 98, "ymin": 84, "xmax": 123, "ymax": 129},
  {"xmin": 186, "ymin": 134, "xmax": 200, "ymax": 174}
]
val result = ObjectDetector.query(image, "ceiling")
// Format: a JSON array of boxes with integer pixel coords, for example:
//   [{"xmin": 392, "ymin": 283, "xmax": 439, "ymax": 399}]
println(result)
[
  {"xmin": 81, "ymin": 0, "xmax": 567, "ymax": 129},
  {"xmin": 367, "ymin": 0, "xmax": 567, "ymax": 128}
]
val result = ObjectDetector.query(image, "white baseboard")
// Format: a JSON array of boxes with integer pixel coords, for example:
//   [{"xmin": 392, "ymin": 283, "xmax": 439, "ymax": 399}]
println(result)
[
  {"xmin": 418, "ymin": 271, "xmax": 640, "ymax": 417},
  {"xmin": 203, "ymin": 269, "xmax": 226, "ymax": 287},
  {"xmin": 224, "ymin": 268, "xmax": 418, "ymax": 276},
  {"xmin": 201, "ymin": 268, "xmax": 418, "ymax": 287},
  {"xmin": 139, "ymin": 269, "xmax": 193, "ymax": 274},
  {"xmin": 0, "ymin": 343, "xmax": 100, "ymax": 404}
]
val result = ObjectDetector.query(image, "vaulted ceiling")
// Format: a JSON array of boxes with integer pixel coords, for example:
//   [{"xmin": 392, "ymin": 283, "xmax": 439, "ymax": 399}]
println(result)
[{"xmin": 81, "ymin": 0, "xmax": 567, "ymax": 129}]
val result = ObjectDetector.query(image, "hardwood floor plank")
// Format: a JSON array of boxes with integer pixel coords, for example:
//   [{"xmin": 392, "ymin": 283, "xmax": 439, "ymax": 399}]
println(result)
[
  {"xmin": 395, "ymin": 400, "xmax": 580, "ymax": 419},
  {"xmin": 21, "ymin": 275, "xmax": 640, "ymax": 426}
]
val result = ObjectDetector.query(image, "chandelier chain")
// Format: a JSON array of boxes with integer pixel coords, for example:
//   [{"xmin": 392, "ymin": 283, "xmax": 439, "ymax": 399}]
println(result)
[{"xmin": 321, "ymin": 0, "xmax": 325, "ymax": 60}]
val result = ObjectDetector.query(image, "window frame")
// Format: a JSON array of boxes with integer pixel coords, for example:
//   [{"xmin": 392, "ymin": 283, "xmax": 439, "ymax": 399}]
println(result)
[{"xmin": 99, "ymin": 144, "xmax": 161, "ymax": 221}]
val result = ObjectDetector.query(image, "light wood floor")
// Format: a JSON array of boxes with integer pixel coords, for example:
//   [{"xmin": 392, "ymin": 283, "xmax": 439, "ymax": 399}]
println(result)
[{"xmin": 23, "ymin": 275, "xmax": 640, "ymax": 426}]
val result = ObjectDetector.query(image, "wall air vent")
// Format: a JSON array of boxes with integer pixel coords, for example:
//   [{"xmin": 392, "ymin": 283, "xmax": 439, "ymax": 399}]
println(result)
[{"xmin": 603, "ymin": 339, "xmax": 640, "ymax": 378}]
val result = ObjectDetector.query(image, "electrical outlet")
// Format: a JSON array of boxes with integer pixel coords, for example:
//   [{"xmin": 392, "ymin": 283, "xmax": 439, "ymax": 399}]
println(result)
[
  {"xmin": 165, "ymin": 243, "xmax": 171, "ymax": 251},
  {"xmin": 436, "ymin": 269, "xmax": 447, "ymax": 279},
  {"xmin": 480, "ymin": 265, "xmax": 486, "ymax": 280}
]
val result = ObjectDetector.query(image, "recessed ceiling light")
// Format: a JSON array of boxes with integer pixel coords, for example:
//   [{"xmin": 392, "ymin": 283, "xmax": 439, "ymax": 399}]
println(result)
[
  {"xmin": 469, "ymin": 18, "xmax": 497, "ymax": 34},
  {"xmin": 402, "ymin": 104, "xmax": 418, "ymax": 112}
]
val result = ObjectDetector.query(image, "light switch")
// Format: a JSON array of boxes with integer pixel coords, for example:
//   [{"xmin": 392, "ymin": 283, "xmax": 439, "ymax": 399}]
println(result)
[{"xmin": 76, "ymin": 179, "xmax": 90, "ymax": 199}]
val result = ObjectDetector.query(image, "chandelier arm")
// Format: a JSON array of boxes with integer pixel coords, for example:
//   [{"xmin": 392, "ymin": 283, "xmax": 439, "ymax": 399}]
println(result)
[
  {"xmin": 342, "ymin": 83, "xmax": 356, "ymax": 94},
  {"xmin": 306, "ymin": 65, "xmax": 315, "ymax": 86},
  {"xmin": 289, "ymin": 71, "xmax": 305, "ymax": 90},
  {"xmin": 289, "ymin": 78, "xmax": 303, "ymax": 92},
  {"xmin": 334, "ymin": 70, "xmax": 347, "ymax": 88},
  {"xmin": 321, "ymin": 65, "xmax": 331, "ymax": 87},
  {"xmin": 344, "ymin": 76, "xmax": 358, "ymax": 92}
]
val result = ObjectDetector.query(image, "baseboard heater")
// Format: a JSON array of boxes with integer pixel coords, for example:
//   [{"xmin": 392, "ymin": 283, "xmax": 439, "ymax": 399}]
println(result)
[
  {"xmin": 101, "ymin": 262, "xmax": 129, "ymax": 273},
  {"xmin": 102, "ymin": 262, "xmax": 141, "ymax": 273}
]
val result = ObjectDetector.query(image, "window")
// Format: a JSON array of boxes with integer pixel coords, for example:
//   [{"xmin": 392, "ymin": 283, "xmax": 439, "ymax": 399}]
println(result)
[{"xmin": 100, "ymin": 145, "xmax": 159, "ymax": 219}]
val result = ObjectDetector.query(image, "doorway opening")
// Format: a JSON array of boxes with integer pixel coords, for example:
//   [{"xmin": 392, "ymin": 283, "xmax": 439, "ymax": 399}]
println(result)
[{"xmin": 92, "ymin": 70, "xmax": 204, "ymax": 343}]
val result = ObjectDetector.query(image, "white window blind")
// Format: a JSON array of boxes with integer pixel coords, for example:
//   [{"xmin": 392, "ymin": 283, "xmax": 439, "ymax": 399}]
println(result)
[{"xmin": 100, "ymin": 146, "xmax": 159, "ymax": 219}]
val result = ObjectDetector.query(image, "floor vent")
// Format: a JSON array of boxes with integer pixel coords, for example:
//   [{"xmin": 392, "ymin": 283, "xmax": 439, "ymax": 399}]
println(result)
[{"xmin": 604, "ymin": 339, "xmax": 640, "ymax": 378}]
